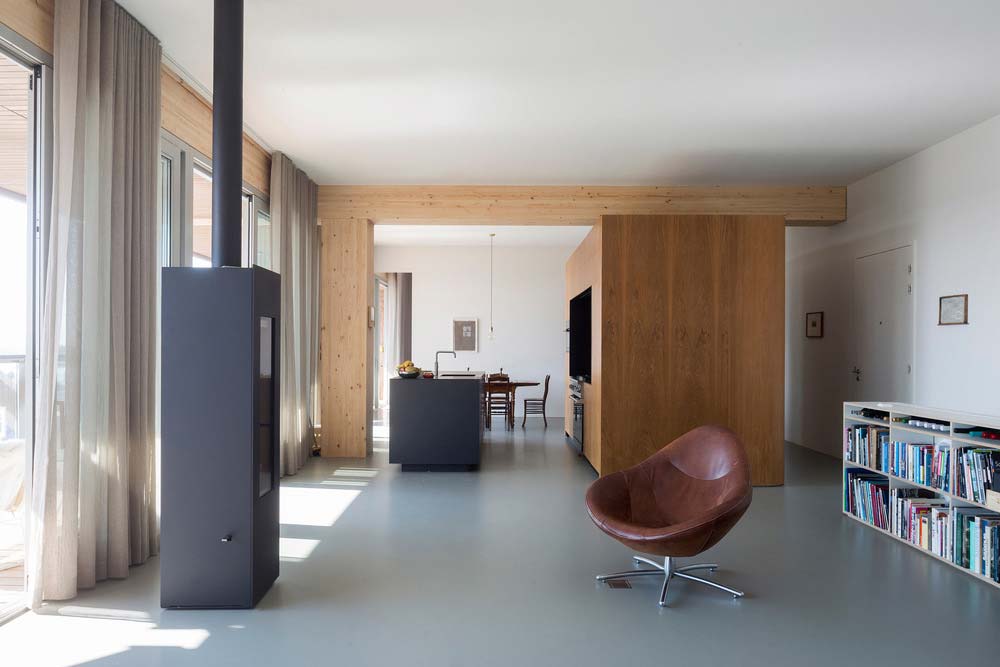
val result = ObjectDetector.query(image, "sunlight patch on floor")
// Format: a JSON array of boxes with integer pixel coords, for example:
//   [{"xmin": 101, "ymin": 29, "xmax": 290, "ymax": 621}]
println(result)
[
  {"xmin": 56, "ymin": 606, "xmax": 152, "ymax": 622},
  {"xmin": 332, "ymin": 468, "xmax": 378, "ymax": 478},
  {"xmin": 0, "ymin": 615, "xmax": 210, "ymax": 667},
  {"xmin": 128, "ymin": 627, "xmax": 210, "ymax": 650},
  {"xmin": 320, "ymin": 479, "xmax": 369, "ymax": 487},
  {"xmin": 279, "ymin": 537, "xmax": 320, "ymax": 562},
  {"xmin": 280, "ymin": 486, "xmax": 360, "ymax": 527}
]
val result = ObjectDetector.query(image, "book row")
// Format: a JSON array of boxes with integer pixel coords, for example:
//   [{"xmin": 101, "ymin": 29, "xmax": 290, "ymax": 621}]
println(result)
[
  {"xmin": 956, "ymin": 448, "xmax": 1000, "ymax": 507},
  {"xmin": 844, "ymin": 425, "xmax": 950, "ymax": 491},
  {"xmin": 845, "ymin": 469, "xmax": 1000, "ymax": 583}
]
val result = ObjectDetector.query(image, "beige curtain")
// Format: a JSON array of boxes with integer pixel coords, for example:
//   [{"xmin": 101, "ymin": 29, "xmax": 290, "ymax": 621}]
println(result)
[
  {"xmin": 272, "ymin": 152, "xmax": 319, "ymax": 476},
  {"xmin": 28, "ymin": 0, "xmax": 160, "ymax": 607},
  {"xmin": 389, "ymin": 273, "xmax": 412, "ymax": 367},
  {"xmin": 383, "ymin": 273, "xmax": 411, "ymax": 405}
]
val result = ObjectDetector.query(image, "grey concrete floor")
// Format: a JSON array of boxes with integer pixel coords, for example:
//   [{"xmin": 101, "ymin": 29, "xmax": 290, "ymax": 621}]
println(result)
[{"xmin": 2, "ymin": 419, "xmax": 999, "ymax": 666}]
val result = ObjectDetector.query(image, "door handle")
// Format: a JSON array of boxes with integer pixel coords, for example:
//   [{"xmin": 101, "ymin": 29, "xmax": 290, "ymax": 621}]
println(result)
[{"xmin": 851, "ymin": 367, "xmax": 862, "ymax": 382}]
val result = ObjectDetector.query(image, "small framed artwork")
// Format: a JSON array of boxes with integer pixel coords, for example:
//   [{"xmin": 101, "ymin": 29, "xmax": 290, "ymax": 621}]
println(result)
[
  {"xmin": 453, "ymin": 318, "xmax": 478, "ymax": 352},
  {"xmin": 805, "ymin": 312, "xmax": 824, "ymax": 338},
  {"xmin": 938, "ymin": 294, "xmax": 968, "ymax": 325}
]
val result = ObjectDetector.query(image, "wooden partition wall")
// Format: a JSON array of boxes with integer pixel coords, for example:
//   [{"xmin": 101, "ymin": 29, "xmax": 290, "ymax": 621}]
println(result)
[{"xmin": 569, "ymin": 214, "xmax": 785, "ymax": 486}]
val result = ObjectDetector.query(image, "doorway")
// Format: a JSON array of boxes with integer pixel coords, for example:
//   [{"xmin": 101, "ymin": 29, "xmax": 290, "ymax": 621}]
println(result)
[
  {"xmin": 0, "ymin": 47, "xmax": 44, "ymax": 618},
  {"xmin": 851, "ymin": 245, "xmax": 914, "ymax": 402}
]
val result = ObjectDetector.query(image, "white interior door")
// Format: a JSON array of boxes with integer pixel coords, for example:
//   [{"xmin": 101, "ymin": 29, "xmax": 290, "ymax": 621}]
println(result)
[{"xmin": 852, "ymin": 245, "xmax": 914, "ymax": 402}]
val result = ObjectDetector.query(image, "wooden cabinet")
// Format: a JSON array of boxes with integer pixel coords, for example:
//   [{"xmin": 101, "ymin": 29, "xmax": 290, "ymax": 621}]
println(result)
[
  {"xmin": 565, "ymin": 225, "xmax": 602, "ymax": 468},
  {"xmin": 566, "ymin": 214, "xmax": 785, "ymax": 486}
]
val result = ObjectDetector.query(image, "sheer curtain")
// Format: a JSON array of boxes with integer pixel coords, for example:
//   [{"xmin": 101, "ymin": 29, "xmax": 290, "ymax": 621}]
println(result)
[
  {"xmin": 28, "ymin": 0, "xmax": 161, "ymax": 607},
  {"xmin": 272, "ymin": 152, "xmax": 319, "ymax": 476},
  {"xmin": 383, "ymin": 273, "xmax": 411, "ymax": 405},
  {"xmin": 385, "ymin": 273, "xmax": 412, "ymax": 368}
]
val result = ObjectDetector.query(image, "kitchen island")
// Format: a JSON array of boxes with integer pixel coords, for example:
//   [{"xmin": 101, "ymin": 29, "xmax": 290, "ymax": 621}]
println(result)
[{"xmin": 388, "ymin": 374, "xmax": 484, "ymax": 471}]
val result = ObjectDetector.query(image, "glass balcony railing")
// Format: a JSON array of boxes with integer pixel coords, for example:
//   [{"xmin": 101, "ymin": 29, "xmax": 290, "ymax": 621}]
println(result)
[{"xmin": 0, "ymin": 355, "xmax": 27, "ymax": 443}]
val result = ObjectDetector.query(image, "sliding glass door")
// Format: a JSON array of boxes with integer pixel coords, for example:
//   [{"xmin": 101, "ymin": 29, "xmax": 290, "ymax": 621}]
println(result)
[{"xmin": 0, "ymin": 46, "xmax": 47, "ymax": 620}]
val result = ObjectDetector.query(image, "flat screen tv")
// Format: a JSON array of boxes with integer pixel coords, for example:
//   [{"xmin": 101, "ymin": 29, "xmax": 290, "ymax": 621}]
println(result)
[{"xmin": 569, "ymin": 288, "xmax": 592, "ymax": 382}]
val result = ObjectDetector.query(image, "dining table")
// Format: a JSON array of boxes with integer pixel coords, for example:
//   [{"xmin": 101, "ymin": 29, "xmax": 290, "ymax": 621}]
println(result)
[{"xmin": 484, "ymin": 380, "xmax": 540, "ymax": 428}]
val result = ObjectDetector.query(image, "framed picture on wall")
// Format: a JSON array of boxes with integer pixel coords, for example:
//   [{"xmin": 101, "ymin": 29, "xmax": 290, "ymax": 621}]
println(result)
[
  {"xmin": 805, "ymin": 312, "xmax": 824, "ymax": 338},
  {"xmin": 453, "ymin": 318, "xmax": 478, "ymax": 352},
  {"xmin": 938, "ymin": 294, "xmax": 968, "ymax": 325}
]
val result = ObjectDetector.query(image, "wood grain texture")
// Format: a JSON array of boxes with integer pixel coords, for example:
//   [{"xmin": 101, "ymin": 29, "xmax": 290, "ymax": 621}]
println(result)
[
  {"xmin": 599, "ymin": 214, "xmax": 784, "ymax": 486},
  {"xmin": 0, "ymin": 0, "xmax": 53, "ymax": 53},
  {"xmin": 565, "ymin": 224, "xmax": 602, "ymax": 473},
  {"xmin": 319, "ymin": 218, "xmax": 374, "ymax": 458},
  {"xmin": 160, "ymin": 65, "xmax": 271, "ymax": 195},
  {"xmin": 317, "ymin": 185, "xmax": 845, "ymax": 226}
]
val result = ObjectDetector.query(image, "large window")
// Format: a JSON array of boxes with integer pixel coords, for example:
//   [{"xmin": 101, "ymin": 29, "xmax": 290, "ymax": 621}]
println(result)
[
  {"xmin": 159, "ymin": 155, "xmax": 173, "ymax": 264},
  {"xmin": 255, "ymin": 206, "xmax": 273, "ymax": 270},
  {"xmin": 241, "ymin": 190, "xmax": 253, "ymax": 267},
  {"xmin": 160, "ymin": 134, "xmax": 272, "ymax": 270},
  {"xmin": 191, "ymin": 164, "xmax": 213, "ymax": 266}
]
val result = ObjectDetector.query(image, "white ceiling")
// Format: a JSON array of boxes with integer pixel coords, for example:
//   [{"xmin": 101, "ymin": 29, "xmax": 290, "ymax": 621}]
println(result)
[
  {"xmin": 374, "ymin": 225, "xmax": 590, "ymax": 247},
  {"xmin": 120, "ymin": 0, "xmax": 1000, "ymax": 186}
]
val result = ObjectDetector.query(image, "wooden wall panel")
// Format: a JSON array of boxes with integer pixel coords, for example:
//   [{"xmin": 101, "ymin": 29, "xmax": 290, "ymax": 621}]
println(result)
[
  {"xmin": 160, "ymin": 65, "xmax": 271, "ymax": 196},
  {"xmin": 565, "ymin": 223, "xmax": 602, "ymax": 473},
  {"xmin": 318, "ymin": 185, "xmax": 846, "ymax": 226},
  {"xmin": 319, "ymin": 218, "xmax": 374, "ymax": 458},
  {"xmin": 600, "ymin": 214, "xmax": 784, "ymax": 486},
  {"xmin": 0, "ymin": 0, "xmax": 54, "ymax": 54}
]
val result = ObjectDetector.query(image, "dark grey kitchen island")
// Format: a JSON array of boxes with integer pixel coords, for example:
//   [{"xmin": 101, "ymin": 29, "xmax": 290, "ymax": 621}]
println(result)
[{"xmin": 388, "ymin": 374, "xmax": 484, "ymax": 471}]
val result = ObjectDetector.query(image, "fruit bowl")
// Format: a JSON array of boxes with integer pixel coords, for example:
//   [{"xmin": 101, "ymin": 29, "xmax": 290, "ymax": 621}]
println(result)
[{"xmin": 397, "ymin": 368, "xmax": 421, "ymax": 379}]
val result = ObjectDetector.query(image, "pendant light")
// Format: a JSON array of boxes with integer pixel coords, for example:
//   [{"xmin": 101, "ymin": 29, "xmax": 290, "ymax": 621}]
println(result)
[{"xmin": 488, "ymin": 233, "xmax": 496, "ymax": 340}]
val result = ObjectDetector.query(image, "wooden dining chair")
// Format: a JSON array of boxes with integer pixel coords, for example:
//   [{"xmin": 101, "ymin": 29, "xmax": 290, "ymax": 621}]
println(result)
[
  {"xmin": 486, "ymin": 371, "xmax": 511, "ymax": 429},
  {"xmin": 522, "ymin": 374, "xmax": 550, "ymax": 427}
]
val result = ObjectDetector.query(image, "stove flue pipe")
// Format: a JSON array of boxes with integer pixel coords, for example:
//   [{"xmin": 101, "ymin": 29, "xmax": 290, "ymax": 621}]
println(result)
[{"xmin": 211, "ymin": 0, "xmax": 244, "ymax": 268}]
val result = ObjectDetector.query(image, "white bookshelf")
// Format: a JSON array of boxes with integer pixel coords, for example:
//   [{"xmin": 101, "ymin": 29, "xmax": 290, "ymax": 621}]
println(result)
[{"xmin": 842, "ymin": 401, "xmax": 1000, "ymax": 590}]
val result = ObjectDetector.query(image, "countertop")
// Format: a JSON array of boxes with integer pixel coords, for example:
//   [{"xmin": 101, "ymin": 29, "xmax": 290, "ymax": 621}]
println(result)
[{"xmin": 391, "ymin": 371, "xmax": 484, "ymax": 381}]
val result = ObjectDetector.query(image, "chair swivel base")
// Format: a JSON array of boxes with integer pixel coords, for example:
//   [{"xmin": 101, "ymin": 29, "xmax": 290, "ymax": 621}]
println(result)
[{"xmin": 596, "ymin": 555, "xmax": 745, "ymax": 607}]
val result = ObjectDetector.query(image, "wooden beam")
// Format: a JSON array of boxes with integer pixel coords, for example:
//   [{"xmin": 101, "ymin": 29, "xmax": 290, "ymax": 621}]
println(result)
[
  {"xmin": 317, "ymin": 185, "xmax": 846, "ymax": 226},
  {"xmin": 319, "ymin": 218, "xmax": 373, "ymax": 458}
]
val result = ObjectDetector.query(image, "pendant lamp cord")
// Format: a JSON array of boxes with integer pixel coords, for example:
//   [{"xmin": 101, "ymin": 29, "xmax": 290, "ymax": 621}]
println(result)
[{"xmin": 489, "ymin": 233, "xmax": 495, "ymax": 336}]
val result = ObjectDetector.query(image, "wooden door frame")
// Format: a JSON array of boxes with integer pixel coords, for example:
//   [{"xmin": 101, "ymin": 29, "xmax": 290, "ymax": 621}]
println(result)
[{"xmin": 317, "ymin": 185, "xmax": 847, "ymax": 459}]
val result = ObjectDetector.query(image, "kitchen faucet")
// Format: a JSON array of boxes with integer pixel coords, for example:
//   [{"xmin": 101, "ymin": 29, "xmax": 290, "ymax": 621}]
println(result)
[{"xmin": 435, "ymin": 350, "xmax": 457, "ymax": 378}]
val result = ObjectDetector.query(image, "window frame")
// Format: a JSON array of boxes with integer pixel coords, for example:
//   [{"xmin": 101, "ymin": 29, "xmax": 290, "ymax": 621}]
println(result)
[{"xmin": 160, "ymin": 129, "xmax": 271, "ymax": 269}]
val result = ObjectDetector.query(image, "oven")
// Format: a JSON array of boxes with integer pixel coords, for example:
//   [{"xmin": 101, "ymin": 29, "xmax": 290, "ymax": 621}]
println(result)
[{"xmin": 569, "ymin": 377, "xmax": 584, "ymax": 450}]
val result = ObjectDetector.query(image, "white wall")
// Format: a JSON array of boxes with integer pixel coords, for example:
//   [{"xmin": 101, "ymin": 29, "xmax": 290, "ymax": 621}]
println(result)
[
  {"xmin": 375, "ymin": 244, "xmax": 572, "ymax": 418},
  {"xmin": 786, "ymin": 113, "xmax": 1000, "ymax": 456}
]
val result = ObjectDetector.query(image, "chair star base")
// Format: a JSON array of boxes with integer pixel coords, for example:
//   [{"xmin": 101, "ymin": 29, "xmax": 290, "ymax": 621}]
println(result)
[{"xmin": 596, "ymin": 555, "xmax": 744, "ymax": 607}]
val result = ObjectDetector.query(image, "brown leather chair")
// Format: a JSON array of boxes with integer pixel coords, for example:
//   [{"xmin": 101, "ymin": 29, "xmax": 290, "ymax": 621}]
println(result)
[{"xmin": 585, "ymin": 425, "xmax": 752, "ymax": 607}]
